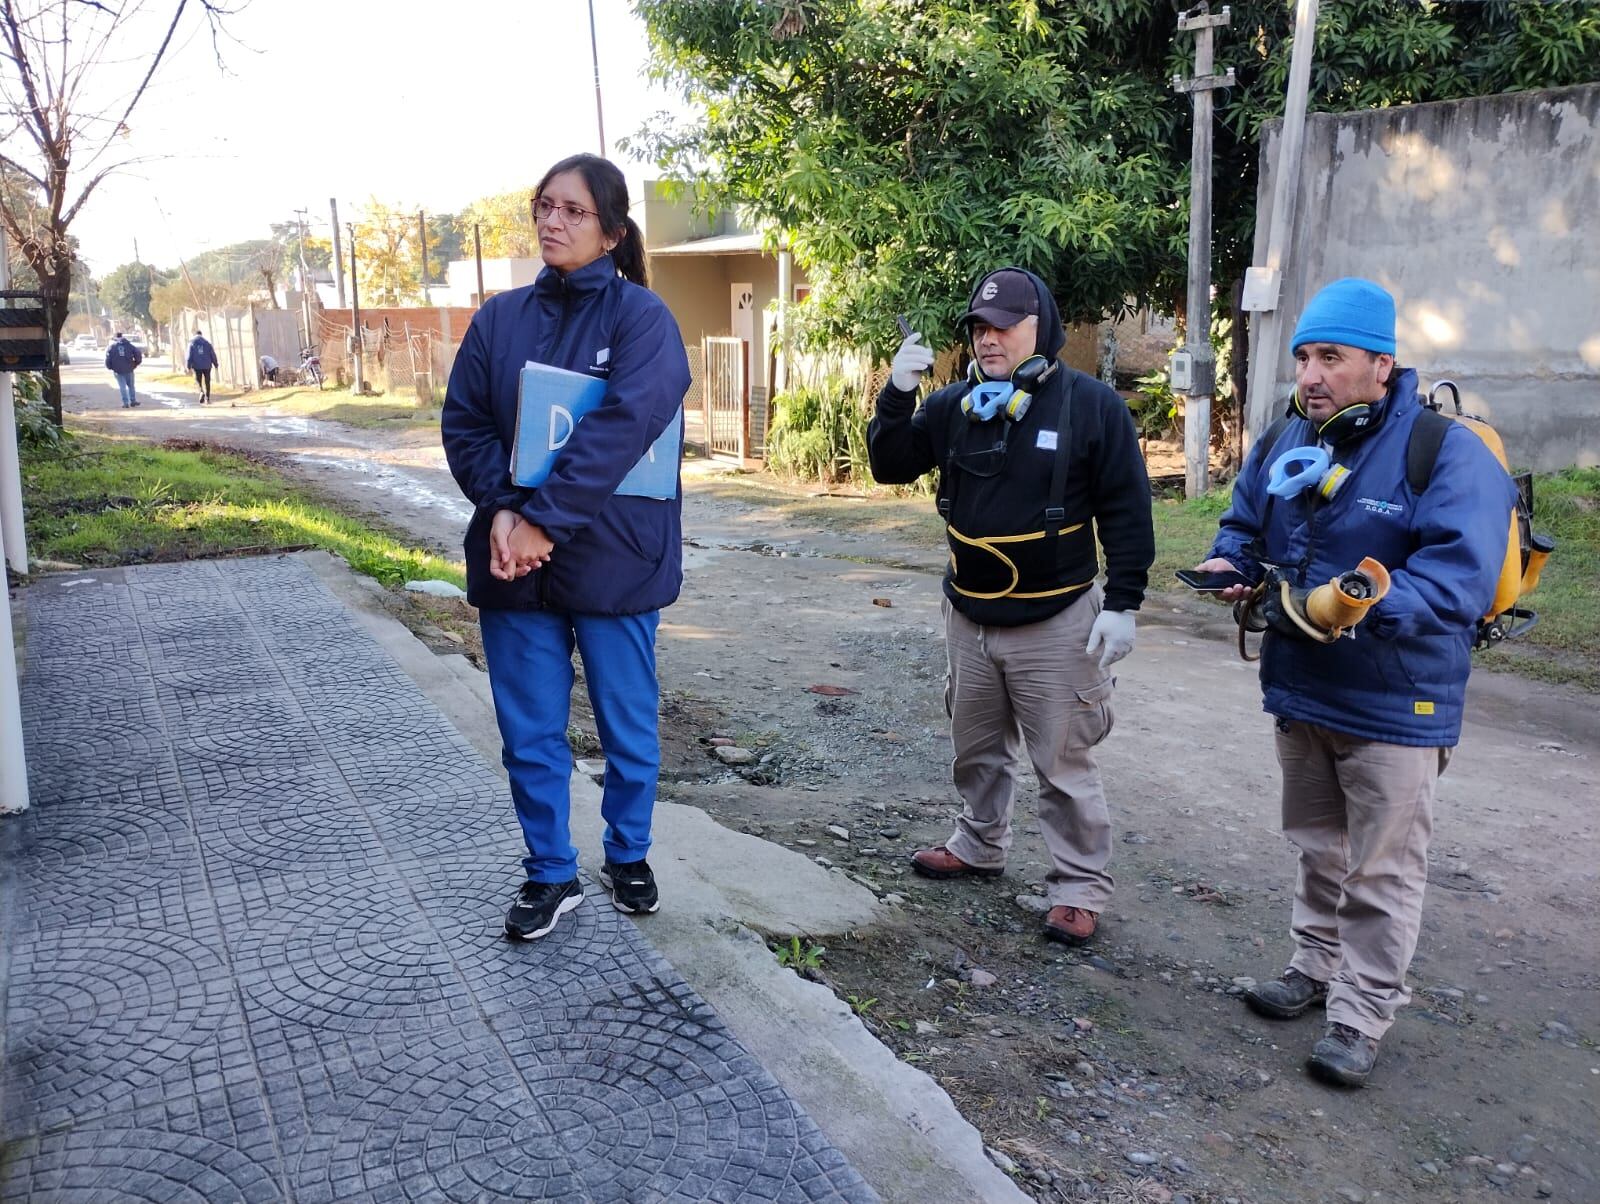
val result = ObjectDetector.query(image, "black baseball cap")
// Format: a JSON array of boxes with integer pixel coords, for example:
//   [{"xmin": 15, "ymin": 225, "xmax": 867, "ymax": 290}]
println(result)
[{"xmin": 960, "ymin": 269, "xmax": 1040, "ymax": 329}]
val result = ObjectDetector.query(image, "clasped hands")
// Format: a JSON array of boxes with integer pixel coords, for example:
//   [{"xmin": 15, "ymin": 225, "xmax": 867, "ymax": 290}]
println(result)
[{"xmin": 489, "ymin": 509, "xmax": 554, "ymax": 581}]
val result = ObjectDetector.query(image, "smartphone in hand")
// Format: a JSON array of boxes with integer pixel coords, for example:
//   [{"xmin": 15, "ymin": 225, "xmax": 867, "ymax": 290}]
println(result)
[
  {"xmin": 1175, "ymin": 568, "xmax": 1253, "ymax": 592},
  {"xmin": 896, "ymin": 315, "xmax": 915, "ymax": 339}
]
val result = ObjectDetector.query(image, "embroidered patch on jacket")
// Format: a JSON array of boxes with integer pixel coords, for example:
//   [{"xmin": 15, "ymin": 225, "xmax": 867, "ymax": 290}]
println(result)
[
  {"xmin": 589, "ymin": 347, "xmax": 611, "ymax": 372},
  {"xmin": 1358, "ymin": 497, "xmax": 1405, "ymax": 516},
  {"xmin": 1036, "ymin": 430, "xmax": 1058, "ymax": 451},
  {"xmin": 1413, "ymin": 700, "xmax": 1435, "ymax": 715}
]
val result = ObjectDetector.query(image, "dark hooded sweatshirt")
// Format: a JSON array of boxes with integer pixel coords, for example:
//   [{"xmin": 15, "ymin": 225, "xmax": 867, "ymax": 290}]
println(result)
[{"xmin": 867, "ymin": 267, "xmax": 1154, "ymax": 627}]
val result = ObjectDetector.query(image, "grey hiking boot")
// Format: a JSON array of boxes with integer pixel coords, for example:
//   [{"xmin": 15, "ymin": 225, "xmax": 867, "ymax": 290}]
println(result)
[
  {"xmin": 1244, "ymin": 968, "xmax": 1328, "ymax": 1019},
  {"xmin": 1308, "ymin": 1022, "xmax": 1380, "ymax": 1087}
]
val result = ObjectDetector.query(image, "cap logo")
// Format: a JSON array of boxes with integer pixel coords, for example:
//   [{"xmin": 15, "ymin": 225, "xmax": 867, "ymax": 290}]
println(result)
[{"xmin": 980, "ymin": 281, "xmax": 999, "ymax": 300}]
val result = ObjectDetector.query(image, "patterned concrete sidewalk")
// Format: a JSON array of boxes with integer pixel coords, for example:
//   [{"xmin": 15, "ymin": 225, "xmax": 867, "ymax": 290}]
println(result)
[{"xmin": 2, "ymin": 557, "xmax": 878, "ymax": 1203}]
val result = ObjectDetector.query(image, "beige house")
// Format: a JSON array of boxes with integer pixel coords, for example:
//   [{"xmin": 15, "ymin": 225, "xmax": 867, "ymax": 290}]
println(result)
[{"xmin": 637, "ymin": 182, "xmax": 808, "ymax": 460}]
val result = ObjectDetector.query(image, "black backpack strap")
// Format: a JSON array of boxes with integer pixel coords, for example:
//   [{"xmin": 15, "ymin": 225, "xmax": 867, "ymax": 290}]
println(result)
[
  {"xmin": 1407, "ymin": 407, "xmax": 1452, "ymax": 495},
  {"xmin": 936, "ymin": 394, "xmax": 967, "ymax": 519},
  {"xmin": 1045, "ymin": 370, "xmax": 1078, "ymax": 523}
]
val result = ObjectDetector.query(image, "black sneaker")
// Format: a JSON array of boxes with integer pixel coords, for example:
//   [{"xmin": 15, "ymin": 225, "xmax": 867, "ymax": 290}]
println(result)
[
  {"xmin": 1244, "ymin": 968, "xmax": 1329, "ymax": 1019},
  {"xmin": 1308, "ymin": 1022, "xmax": 1380, "ymax": 1087},
  {"xmin": 504, "ymin": 878, "xmax": 582, "ymax": 940},
  {"xmin": 599, "ymin": 858, "xmax": 660, "ymax": 915}
]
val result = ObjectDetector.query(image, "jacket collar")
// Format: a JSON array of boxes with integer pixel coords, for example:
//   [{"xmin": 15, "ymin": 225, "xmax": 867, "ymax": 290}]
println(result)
[{"xmin": 534, "ymin": 253, "xmax": 618, "ymax": 303}]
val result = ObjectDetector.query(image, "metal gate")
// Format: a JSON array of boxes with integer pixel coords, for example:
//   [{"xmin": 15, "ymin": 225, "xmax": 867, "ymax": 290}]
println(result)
[{"xmin": 702, "ymin": 336, "xmax": 748, "ymax": 461}]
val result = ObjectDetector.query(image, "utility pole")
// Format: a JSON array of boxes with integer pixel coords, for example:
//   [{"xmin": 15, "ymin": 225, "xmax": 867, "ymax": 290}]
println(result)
[
  {"xmin": 588, "ymin": 0, "xmax": 607, "ymax": 155},
  {"xmin": 1172, "ymin": 2, "xmax": 1234, "ymax": 499},
  {"xmin": 347, "ymin": 223, "xmax": 364, "ymax": 395},
  {"xmin": 417, "ymin": 210, "xmax": 430, "ymax": 307},
  {"xmin": 330, "ymin": 198, "xmax": 347, "ymax": 309},
  {"xmin": 1241, "ymin": 0, "xmax": 1320, "ymax": 443},
  {"xmin": 294, "ymin": 207, "xmax": 313, "ymax": 349},
  {"xmin": 473, "ymin": 222, "xmax": 485, "ymax": 306}
]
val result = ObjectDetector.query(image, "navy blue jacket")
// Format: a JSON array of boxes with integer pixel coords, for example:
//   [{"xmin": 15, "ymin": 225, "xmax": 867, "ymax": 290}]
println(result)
[
  {"xmin": 1209, "ymin": 370, "xmax": 1516, "ymax": 746},
  {"xmin": 105, "ymin": 338, "xmax": 142, "ymax": 374},
  {"xmin": 186, "ymin": 336, "xmax": 218, "ymax": 371},
  {"xmin": 441, "ymin": 254, "xmax": 690, "ymax": 614}
]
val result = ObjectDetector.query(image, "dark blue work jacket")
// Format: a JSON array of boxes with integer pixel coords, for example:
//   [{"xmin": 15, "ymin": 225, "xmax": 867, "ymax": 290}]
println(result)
[
  {"xmin": 442, "ymin": 254, "xmax": 690, "ymax": 615},
  {"xmin": 1210, "ymin": 370, "xmax": 1516, "ymax": 746}
]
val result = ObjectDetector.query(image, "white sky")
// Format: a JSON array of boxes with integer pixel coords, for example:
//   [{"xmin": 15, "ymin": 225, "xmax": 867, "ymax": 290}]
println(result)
[{"xmin": 63, "ymin": 0, "xmax": 697, "ymax": 277}]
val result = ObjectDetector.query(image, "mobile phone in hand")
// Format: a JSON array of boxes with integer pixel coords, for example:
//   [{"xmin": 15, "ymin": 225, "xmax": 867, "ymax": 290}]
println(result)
[
  {"xmin": 896, "ymin": 315, "xmax": 915, "ymax": 339},
  {"xmin": 1175, "ymin": 568, "xmax": 1252, "ymax": 592}
]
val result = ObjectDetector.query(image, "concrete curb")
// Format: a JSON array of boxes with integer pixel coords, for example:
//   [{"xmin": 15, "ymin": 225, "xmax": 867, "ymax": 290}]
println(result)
[{"xmin": 301, "ymin": 550, "xmax": 1029, "ymax": 1204}]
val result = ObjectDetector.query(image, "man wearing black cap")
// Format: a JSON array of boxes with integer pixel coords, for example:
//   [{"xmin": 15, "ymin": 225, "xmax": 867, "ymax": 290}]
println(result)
[{"xmin": 868, "ymin": 267, "xmax": 1155, "ymax": 947}]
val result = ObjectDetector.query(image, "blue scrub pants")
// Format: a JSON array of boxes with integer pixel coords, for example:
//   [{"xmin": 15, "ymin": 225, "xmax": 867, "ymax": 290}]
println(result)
[{"xmin": 479, "ymin": 608, "xmax": 661, "ymax": 883}]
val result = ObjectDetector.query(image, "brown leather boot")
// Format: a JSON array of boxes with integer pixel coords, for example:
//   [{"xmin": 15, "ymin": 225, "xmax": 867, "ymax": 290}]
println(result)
[
  {"xmin": 1043, "ymin": 906, "xmax": 1099, "ymax": 946},
  {"xmin": 909, "ymin": 846, "xmax": 1004, "ymax": 880}
]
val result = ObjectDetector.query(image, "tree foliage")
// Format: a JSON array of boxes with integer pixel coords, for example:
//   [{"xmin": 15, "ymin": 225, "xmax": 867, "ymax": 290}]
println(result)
[
  {"xmin": 455, "ymin": 189, "xmax": 539, "ymax": 260},
  {"xmin": 101, "ymin": 261, "xmax": 174, "ymax": 330},
  {"xmin": 349, "ymin": 199, "xmax": 437, "ymax": 307},
  {"xmin": 633, "ymin": 0, "xmax": 1600, "ymax": 357}
]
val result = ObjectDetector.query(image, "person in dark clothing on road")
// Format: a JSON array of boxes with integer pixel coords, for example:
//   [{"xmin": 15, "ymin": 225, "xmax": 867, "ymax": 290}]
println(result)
[
  {"xmin": 868, "ymin": 267, "xmax": 1155, "ymax": 947},
  {"xmin": 442, "ymin": 154, "xmax": 691, "ymax": 942},
  {"xmin": 187, "ymin": 329, "xmax": 218, "ymax": 403},
  {"xmin": 105, "ymin": 332, "xmax": 143, "ymax": 408}
]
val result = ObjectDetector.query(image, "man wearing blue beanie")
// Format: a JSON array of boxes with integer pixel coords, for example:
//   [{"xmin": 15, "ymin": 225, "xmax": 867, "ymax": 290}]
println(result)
[{"xmin": 1191, "ymin": 277, "xmax": 1517, "ymax": 1087}]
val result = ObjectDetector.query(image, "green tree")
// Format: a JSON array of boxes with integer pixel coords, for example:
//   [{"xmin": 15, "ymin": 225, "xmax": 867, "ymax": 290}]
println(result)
[
  {"xmin": 101, "ymin": 261, "xmax": 174, "ymax": 331},
  {"xmin": 633, "ymin": 0, "xmax": 1600, "ymax": 360}
]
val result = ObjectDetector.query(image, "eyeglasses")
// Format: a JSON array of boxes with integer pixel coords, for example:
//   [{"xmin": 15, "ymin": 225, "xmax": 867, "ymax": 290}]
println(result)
[{"xmin": 534, "ymin": 198, "xmax": 599, "ymax": 227}]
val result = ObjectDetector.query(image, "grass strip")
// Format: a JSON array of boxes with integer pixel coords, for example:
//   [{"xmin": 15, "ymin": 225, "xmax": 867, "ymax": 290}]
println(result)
[{"xmin": 20, "ymin": 432, "xmax": 464, "ymax": 590}]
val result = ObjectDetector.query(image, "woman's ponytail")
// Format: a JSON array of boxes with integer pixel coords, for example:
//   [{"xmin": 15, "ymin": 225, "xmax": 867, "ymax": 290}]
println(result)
[{"xmin": 612, "ymin": 216, "xmax": 648, "ymax": 288}]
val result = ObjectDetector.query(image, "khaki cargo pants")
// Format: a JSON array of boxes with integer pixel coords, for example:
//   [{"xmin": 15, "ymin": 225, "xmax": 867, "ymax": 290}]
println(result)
[
  {"xmin": 1276, "ymin": 719, "xmax": 1451, "ymax": 1039},
  {"xmin": 942, "ymin": 587, "xmax": 1117, "ymax": 912}
]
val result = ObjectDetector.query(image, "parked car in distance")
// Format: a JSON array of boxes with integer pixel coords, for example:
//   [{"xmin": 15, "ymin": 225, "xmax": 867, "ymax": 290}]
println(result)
[
  {"xmin": 56, "ymin": 343, "xmax": 70, "ymax": 365},
  {"xmin": 70, "ymin": 333, "xmax": 98, "ymax": 351}
]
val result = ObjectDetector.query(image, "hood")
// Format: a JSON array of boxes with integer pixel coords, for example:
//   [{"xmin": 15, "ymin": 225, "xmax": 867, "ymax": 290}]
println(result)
[{"xmin": 962, "ymin": 265, "xmax": 1065, "ymax": 367}]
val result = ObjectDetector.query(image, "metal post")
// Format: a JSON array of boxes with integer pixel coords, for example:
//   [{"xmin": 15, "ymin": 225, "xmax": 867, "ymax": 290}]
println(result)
[
  {"xmin": 1173, "ymin": 3, "xmax": 1234, "ymax": 498},
  {"xmin": 0, "ymin": 237, "xmax": 27, "ymax": 575},
  {"xmin": 1241, "ymin": 0, "xmax": 1320, "ymax": 442},
  {"xmin": 330, "ymin": 198, "xmax": 347, "ymax": 309},
  {"xmin": 0, "ymin": 228, "xmax": 30, "ymax": 814},
  {"xmin": 417, "ymin": 210, "xmax": 430, "ymax": 307},
  {"xmin": 588, "ymin": 0, "xmax": 607, "ymax": 156},
  {"xmin": 473, "ymin": 223, "xmax": 485, "ymax": 306},
  {"xmin": 775, "ymin": 247, "xmax": 792, "ymax": 395},
  {"xmin": 348, "ymin": 224, "xmax": 364, "ymax": 395}
]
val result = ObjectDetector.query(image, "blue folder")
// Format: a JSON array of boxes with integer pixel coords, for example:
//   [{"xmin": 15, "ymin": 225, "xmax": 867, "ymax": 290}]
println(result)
[{"xmin": 511, "ymin": 361, "xmax": 681, "ymax": 500}]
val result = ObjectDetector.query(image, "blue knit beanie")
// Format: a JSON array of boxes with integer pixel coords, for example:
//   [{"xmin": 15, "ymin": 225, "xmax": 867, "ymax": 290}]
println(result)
[{"xmin": 1290, "ymin": 277, "xmax": 1396, "ymax": 355}]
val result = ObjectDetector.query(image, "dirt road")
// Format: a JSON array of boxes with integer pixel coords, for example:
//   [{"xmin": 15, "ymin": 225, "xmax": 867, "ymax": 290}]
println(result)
[{"xmin": 62, "ymin": 366, "xmax": 1599, "ymax": 1203}]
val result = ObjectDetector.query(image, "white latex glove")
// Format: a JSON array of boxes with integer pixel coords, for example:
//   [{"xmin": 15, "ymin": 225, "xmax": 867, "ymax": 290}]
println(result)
[
  {"xmin": 890, "ymin": 332, "xmax": 936, "ymax": 392},
  {"xmin": 1085, "ymin": 609, "xmax": 1137, "ymax": 673}
]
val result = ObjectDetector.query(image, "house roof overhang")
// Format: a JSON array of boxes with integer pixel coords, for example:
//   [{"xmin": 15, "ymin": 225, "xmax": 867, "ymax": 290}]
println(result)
[{"xmin": 648, "ymin": 232, "xmax": 771, "ymax": 257}]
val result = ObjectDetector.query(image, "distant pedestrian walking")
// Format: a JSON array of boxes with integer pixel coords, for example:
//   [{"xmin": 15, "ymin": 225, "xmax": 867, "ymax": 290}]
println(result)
[
  {"xmin": 105, "ymin": 332, "xmax": 143, "ymax": 408},
  {"xmin": 187, "ymin": 329, "xmax": 218, "ymax": 404}
]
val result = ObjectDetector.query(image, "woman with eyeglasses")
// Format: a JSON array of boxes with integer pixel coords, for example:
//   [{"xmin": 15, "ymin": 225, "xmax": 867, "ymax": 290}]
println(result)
[{"xmin": 442, "ymin": 153, "xmax": 690, "ymax": 941}]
